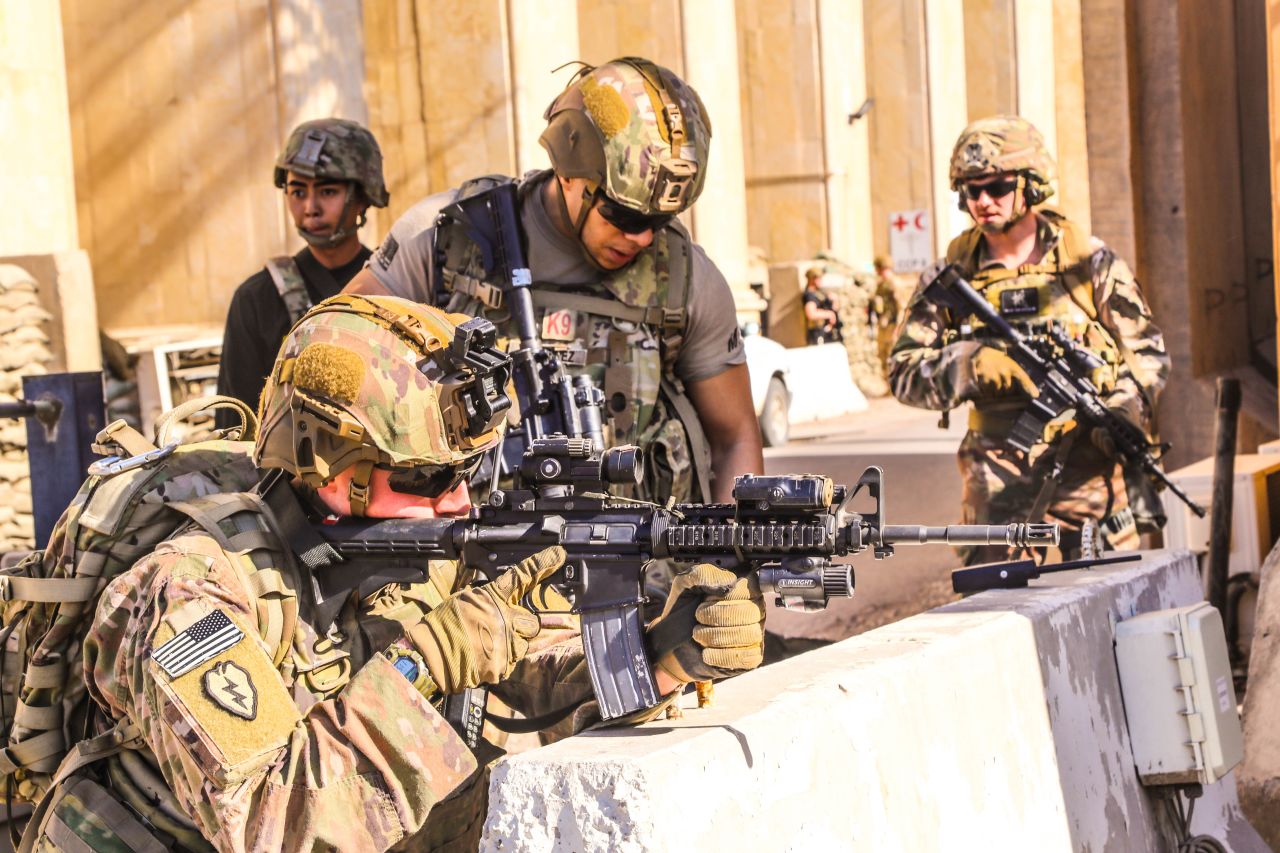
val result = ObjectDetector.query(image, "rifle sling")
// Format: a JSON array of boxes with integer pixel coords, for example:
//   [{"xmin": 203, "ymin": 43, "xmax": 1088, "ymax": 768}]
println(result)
[
  {"xmin": 482, "ymin": 702, "xmax": 581, "ymax": 734},
  {"xmin": 1025, "ymin": 429, "xmax": 1081, "ymax": 546},
  {"xmin": 529, "ymin": 290, "xmax": 681, "ymax": 332}
]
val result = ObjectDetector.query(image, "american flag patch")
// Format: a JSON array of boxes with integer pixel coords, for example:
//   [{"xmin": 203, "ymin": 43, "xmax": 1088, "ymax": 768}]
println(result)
[{"xmin": 152, "ymin": 610, "xmax": 245, "ymax": 679}]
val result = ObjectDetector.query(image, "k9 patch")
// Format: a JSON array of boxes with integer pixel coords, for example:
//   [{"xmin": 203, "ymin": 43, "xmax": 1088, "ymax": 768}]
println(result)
[
  {"xmin": 999, "ymin": 287, "xmax": 1041, "ymax": 316},
  {"xmin": 541, "ymin": 309, "xmax": 578, "ymax": 342},
  {"xmin": 152, "ymin": 610, "xmax": 245, "ymax": 678}
]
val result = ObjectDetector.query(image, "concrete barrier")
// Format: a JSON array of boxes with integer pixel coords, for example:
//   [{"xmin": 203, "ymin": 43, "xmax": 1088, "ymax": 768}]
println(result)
[
  {"xmin": 785, "ymin": 343, "xmax": 868, "ymax": 424},
  {"xmin": 482, "ymin": 551, "xmax": 1269, "ymax": 852}
]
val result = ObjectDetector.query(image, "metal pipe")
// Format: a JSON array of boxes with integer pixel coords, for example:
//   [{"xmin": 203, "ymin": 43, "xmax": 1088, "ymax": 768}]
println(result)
[{"xmin": 1205, "ymin": 377, "xmax": 1241, "ymax": 612}]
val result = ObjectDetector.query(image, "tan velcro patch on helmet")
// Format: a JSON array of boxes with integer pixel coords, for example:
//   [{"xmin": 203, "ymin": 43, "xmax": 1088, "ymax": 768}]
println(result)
[
  {"xmin": 294, "ymin": 343, "xmax": 365, "ymax": 403},
  {"xmin": 581, "ymin": 77, "xmax": 630, "ymax": 138}
]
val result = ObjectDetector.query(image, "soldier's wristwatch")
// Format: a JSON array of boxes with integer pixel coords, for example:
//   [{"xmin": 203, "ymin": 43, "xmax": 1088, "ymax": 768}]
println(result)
[{"xmin": 382, "ymin": 644, "xmax": 440, "ymax": 703}]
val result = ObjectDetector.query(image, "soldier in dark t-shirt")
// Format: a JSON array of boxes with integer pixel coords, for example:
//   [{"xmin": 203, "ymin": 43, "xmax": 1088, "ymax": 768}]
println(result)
[{"xmin": 215, "ymin": 119, "xmax": 388, "ymax": 429}]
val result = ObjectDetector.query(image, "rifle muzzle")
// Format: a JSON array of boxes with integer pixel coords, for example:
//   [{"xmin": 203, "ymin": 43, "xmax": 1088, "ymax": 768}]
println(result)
[{"xmin": 880, "ymin": 523, "xmax": 1059, "ymax": 548}]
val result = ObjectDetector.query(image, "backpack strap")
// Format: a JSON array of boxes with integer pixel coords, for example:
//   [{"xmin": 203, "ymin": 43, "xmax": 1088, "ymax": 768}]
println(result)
[
  {"xmin": 0, "ymin": 575, "xmax": 100, "ymax": 604},
  {"xmin": 265, "ymin": 256, "xmax": 313, "ymax": 325},
  {"xmin": 434, "ymin": 174, "xmax": 524, "ymax": 310},
  {"xmin": 92, "ymin": 418, "xmax": 157, "ymax": 458},
  {"xmin": 1039, "ymin": 208, "xmax": 1097, "ymax": 320},
  {"xmin": 528, "ymin": 289, "xmax": 682, "ymax": 329},
  {"xmin": 17, "ymin": 719, "xmax": 148, "ymax": 853},
  {"xmin": 155, "ymin": 395, "xmax": 259, "ymax": 445},
  {"xmin": 660, "ymin": 224, "xmax": 692, "ymax": 376},
  {"xmin": 944, "ymin": 227, "xmax": 984, "ymax": 274},
  {"xmin": 660, "ymin": 377, "xmax": 713, "ymax": 503}
]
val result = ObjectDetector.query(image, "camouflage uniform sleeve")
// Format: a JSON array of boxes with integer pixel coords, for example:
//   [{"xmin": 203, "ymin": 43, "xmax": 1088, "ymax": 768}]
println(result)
[
  {"xmin": 82, "ymin": 538, "xmax": 476, "ymax": 853},
  {"xmin": 1090, "ymin": 247, "xmax": 1170, "ymax": 426},
  {"xmin": 887, "ymin": 261, "xmax": 986, "ymax": 411}
]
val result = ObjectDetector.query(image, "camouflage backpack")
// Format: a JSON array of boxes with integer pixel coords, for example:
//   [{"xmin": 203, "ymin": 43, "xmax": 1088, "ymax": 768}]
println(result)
[{"xmin": 0, "ymin": 398, "xmax": 260, "ymax": 821}]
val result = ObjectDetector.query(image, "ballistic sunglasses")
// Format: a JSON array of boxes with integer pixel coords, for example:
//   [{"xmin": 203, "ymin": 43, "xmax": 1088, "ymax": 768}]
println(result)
[
  {"xmin": 959, "ymin": 176, "xmax": 1019, "ymax": 201},
  {"xmin": 595, "ymin": 195, "xmax": 675, "ymax": 235}
]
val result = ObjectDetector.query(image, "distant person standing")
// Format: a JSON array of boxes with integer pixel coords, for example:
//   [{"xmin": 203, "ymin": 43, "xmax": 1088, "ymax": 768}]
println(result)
[
  {"xmin": 215, "ymin": 119, "xmax": 388, "ymax": 430},
  {"xmin": 802, "ymin": 266, "xmax": 843, "ymax": 344},
  {"xmin": 871, "ymin": 256, "xmax": 904, "ymax": 372}
]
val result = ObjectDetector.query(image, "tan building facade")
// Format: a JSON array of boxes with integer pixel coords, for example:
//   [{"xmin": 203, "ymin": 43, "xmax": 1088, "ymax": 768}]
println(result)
[{"xmin": 0, "ymin": 0, "xmax": 1275, "ymax": 465}]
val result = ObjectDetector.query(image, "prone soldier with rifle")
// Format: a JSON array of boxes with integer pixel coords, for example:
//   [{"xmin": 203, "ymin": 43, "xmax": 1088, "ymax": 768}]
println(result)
[{"xmin": 890, "ymin": 115, "xmax": 1173, "ymax": 564}]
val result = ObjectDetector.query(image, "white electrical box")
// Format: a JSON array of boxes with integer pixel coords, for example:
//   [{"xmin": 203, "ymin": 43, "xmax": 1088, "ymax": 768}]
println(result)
[
  {"xmin": 1162, "ymin": 454, "xmax": 1280, "ymax": 577},
  {"xmin": 1114, "ymin": 603, "xmax": 1243, "ymax": 786}
]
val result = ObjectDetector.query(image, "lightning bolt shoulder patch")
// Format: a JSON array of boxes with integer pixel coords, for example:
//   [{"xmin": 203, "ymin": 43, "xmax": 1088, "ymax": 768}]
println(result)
[
  {"xmin": 148, "ymin": 602, "xmax": 301, "ymax": 781},
  {"xmin": 204, "ymin": 661, "xmax": 258, "ymax": 720}
]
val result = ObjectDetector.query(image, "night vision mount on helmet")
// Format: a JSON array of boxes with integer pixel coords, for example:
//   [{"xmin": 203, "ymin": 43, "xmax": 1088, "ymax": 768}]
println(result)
[{"xmin": 254, "ymin": 294, "xmax": 512, "ymax": 516}]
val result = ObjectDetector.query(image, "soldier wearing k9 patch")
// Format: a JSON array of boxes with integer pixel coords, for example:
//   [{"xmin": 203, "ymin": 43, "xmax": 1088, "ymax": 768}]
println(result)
[
  {"xmin": 346, "ymin": 57, "xmax": 762, "ymax": 508},
  {"xmin": 889, "ymin": 116, "xmax": 1170, "ymax": 563}
]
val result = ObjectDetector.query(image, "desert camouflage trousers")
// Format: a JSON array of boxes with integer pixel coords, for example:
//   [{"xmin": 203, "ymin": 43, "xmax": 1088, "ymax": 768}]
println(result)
[{"xmin": 957, "ymin": 430, "xmax": 1139, "ymax": 565}]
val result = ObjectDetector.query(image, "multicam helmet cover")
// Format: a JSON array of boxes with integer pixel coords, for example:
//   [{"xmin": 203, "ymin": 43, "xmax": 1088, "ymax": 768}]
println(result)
[
  {"xmin": 540, "ymin": 57, "xmax": 712, "ymax": 215},
  {"xmin": 273, "ymin": 118, "xmax": 389, "ymax": 208},
  {"xmin": 255, "ymin": 295, "xmax": 511, "ymax": 495},
  {"xmin": 949, "ymin": 115, "xmax": 1056, "ymax": 203}
]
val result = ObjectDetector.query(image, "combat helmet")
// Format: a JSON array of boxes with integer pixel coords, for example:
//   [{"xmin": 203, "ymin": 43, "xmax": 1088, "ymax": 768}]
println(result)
[
  {"xmin": 274, "ymin": 118, "xmax": 389, "ymax": 247},
  {"xmin": 540, "ymin": 57, "xmax": 712, "ymax": 231},
  {"xmin": 949, "ymin": 115, "xmax": 1056, "ymax": 206},
  {"xmin": 255, "ymin": 294, "xmax": 512, "ymax": 515}
]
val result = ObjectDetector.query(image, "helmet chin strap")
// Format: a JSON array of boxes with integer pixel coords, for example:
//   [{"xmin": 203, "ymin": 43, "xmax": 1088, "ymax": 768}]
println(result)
[
  {"xmin": 553, "ymin": 178, "xmax": 619, "ymax": 273},
  {"xmin": 297, "ymin": 183, "xmax": 367, "ymax": 249},
  {"xmin": 999, "ymin": 174, "xmax": 1031, "ymax": 233},
  {"xmin": 345, "ymin": 458, "xmax": 375, "ymax": 517}
]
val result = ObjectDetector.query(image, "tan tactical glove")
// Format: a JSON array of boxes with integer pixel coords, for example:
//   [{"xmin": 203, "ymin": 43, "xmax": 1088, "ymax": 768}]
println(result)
[
  {"xmin": 648, "ymin": 564, "xmax": 766, "ymax": 684},
  {"xmin": 970, "ymin": 347, "xmax": 1037, "ymax": 398},
  {"xmin": 405, "ymin": 546, "xmax": 565, "ymax": 694},
  {"xmin": 1042, "ymin": 410, "xmax": 1125, "ymax": 458}
]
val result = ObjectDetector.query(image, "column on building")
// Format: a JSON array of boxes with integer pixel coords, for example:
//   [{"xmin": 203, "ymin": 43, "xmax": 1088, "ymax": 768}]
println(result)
[
  {"xmin": 364, "ymin": 1, "xmax": 433, "ymax": 233},
  {"xmin": 1126, "ymin": 0, "xmax": 1255, "ymax": 464},
  {"xmin": 680, "ymin": 0, "xmax": 753, "ymax": 314},
  {"xmin": 818, "ymin": 0, "xmax": 875, "ymax": 268},
  {"xmin": 962, "ymin": 0, "xmax": 1017, "ymax": 120},
  {"xmin": 273, "ymin": 0, "xmax": 370, "ymax": 245},
  {"xmin": 1050, "ymin": 0, "xmax": 1091, "ymax": 233},
  {"xmin": 923, "ymin": 0, "xmax": 970, "ymax": 255},
  {"xmin": 366, "ymin": 0, "xmax": 518, "ymax": 236},
  {"xmin": 508, "ymin": 0, "xmax": 580, "ymax": 175},
  {"xmin": 735, "ymin": 0, "xmax": 827, "ymax": 265},
  {"xmin": 864, "ymin": 0, "xmax": 963, "ymax": 266},
  {"xmin": 1079, "ymin": 0, "xmax": 1138, "ymax": 263}
]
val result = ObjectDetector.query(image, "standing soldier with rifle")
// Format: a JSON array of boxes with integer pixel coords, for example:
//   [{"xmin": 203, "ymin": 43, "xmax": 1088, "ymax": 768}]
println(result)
[
  {"xmin": 889, "ymin": 115, "xmax": 1171, "ymax": 563},
  {"xmin": 345, "ymin": 57, "xmax": 762, "ymax": 509}
]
